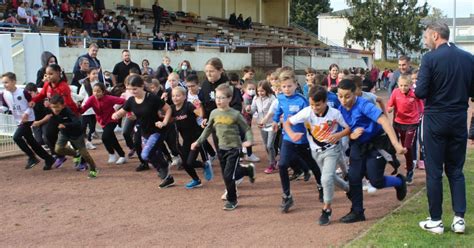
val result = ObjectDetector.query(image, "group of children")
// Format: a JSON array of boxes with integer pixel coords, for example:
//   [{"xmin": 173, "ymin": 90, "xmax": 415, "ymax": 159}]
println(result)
[{"xmin": 1, "ymin": 56, "xmax": 426, "ymax": 225}]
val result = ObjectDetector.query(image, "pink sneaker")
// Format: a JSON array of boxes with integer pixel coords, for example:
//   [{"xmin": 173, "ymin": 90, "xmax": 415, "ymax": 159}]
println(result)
[
  {"xmin": 418, "ymin": 160, "xmax": 425, "ymax": 170},
  {"xmin": 264, "ymin": 166, "xmax": 275, "ymax": 174}
]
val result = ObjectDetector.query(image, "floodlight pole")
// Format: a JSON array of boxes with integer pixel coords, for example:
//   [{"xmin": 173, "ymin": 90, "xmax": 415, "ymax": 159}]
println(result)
[{"xmin": 453, "ymin": 0, "xmax": 456, "ymax": 42}]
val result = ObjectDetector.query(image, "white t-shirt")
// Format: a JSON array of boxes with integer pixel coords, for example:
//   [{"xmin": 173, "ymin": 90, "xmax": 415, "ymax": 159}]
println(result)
[
  {"xmin": 289, "ymin": 106, "xmax": 347, "ymax": 150},
  {"xmin": 2, "ymin": 88, "xmax": 35, "ymax": 124},
  {"xmin": 187, "ymin": 91, "xmax": 203, "ymax": 125}
]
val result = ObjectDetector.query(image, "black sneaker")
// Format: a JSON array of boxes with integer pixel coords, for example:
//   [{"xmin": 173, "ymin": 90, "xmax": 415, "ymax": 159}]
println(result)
[
  {"xmin": 340, "ymin": 209, "xmax": 366, "ymax": 223},
  {"xmin": 159, "ymin": 176, "xmax": 175, "ymax": 189},
  {"xmin": 25, "ymin": 157, "xmax": 40, "ymax": 169},
  {"xmin": 406, "ymin": 170, "xmax": 414, "ymax": 185},
  {"xmin": 135, "ymin": 163, "xmax": 150, "ymax": 172},
  {"xmin": 395, "ymin": 174, "xmax": 407, "ymax": 201},
  {"xmin": 289, "ymin": 171, "xmax": 303, "ymax": 181},
  {"xmin": 223, "ymin": 200, "xmax": 238, "ymax": 211},
  {"xmin": 280, "ymin": 194, "xmax": 294, "ymax": 213},
  {"xmin": 319, "ymin": 209, "xmax": 332, "ymax": 226},
  {"xmin": 247, "ymin": 163, "xmax": 256, "ymax": 184},
  {"xmin": 303, "ymin": 171, "xmax": 311, "ymax": 181},
  {"xmin": 318, "ymin": 186, "xmax": 324, "ymax": 203}
]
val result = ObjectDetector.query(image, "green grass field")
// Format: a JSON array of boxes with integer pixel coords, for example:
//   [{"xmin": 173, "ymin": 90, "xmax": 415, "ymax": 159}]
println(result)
[{"xmin": 348, "ymin": 152, "xmax": 474, "ymax": 247}]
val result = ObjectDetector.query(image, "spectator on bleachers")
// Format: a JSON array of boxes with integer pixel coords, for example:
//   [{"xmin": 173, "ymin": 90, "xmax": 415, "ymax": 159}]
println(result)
[
  {"xmin": 17, "ymin": 2, "xmax": 34, "ymax": 25},
  {"xmin": 59, "ymin": 28, "xmax": 69, "ymax": 47},
  {"xmin": 5, "ymin": 12, "xmax": 20, "ymax": 25},
  {"xmin": 97, "ymin": 17, "xmax": 104, "ymax": 32},
  {"xmin": 82, "ymin": 5, "xmax": 96, "ymax": 34},
  {"xmin": 116, "ymin": 10, "xmax": 126, "ymax": 23},
  {"xmin": 97, "ymin": 31, "xmax": 109, "ymax": 48},
  {"xmin": 141, "ymin": 59, "xmax": 154, "ymax": 76},
  {"xmin": 33, "ymin": 0, "xmax": 43, "ymax": 7},
  {"xmin": 156, "ymin": 56, "xmax": 173, "ymax": 86},
  {"xmin": 71, "ymin": 57, "xmax": 89, "ymax": 92},
  {"xmin": 41, "ymin": 4, "xmax": 55, "ymax": 26},
  {"xmin": 243, "ymin": 16, "xmax": 252, "ymax": 30},
  {"xmin": 68, "ymin": 29, "xmax": 82, "ymax": 47},
  {"xmin": 80, "ymin": 30, "xmax": 91, "ymax": 47},
  {"xmin": 60, "ymin": 0, "xmax": 70, "ymax": 18},
  {"xmin": 152, "ymin": 32, "xmax": 166, "ymax": 50},
  {"xmin": 129, "ymin": 19, "xmax": 139, "ymax": 39},
  {"xmin": 152, "ymin": 0, "xmax": 163, "ymax": 36},
  {"xmin": 109, "ymin": 23, "xmax": 122, "ymax": 49},
  {"xmin": 177, "ymin": 60, "xmax": 196, "ymax": 81},
  {"xmin": 236, "ymin": 14, "xmax": 243, "ymax": 29},
  {"xmin": 167, "ymin": 33, "xmax": 177, "ymax": 51},
  {"xmin": 66, "ymin": 5, "xmax": 82, "ymax": 28},
  {"xmin": 31, "ymin": 4, "xmax": 43, "ymax": 27},
  {"xmin": 228, "ymin": 13, "xmax": 237, "ymax": 26}
]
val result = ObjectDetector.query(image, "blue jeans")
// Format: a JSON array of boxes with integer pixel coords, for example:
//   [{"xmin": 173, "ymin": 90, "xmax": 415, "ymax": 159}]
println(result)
[{"xmin": 141, "ymin": 133, "xmax": 169, "ymax": 179}]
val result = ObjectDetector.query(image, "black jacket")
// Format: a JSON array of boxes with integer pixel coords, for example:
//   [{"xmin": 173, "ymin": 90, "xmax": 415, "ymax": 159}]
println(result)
[
  {"xmin": 156, "ymin": 64, "xmax": 173, "ymax": 86},
  {"xmin": 199, "ymin": 74, "xmax": 242, "ymax": 118}
]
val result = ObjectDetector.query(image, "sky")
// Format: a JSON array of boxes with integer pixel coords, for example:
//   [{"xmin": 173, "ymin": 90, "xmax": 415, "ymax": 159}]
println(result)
[{"xmin": 330, "ymin": 0, "xmax": 474, "ymax": 18}]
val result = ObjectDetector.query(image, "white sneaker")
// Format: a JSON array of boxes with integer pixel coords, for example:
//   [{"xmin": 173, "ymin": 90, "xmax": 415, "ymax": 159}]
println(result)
[
  {"xmin": 242, "ymin": 147, "xmax": 247, "ymax": 154},
  {"xmin": 451, "ymin": 216, "xmax": 465, "ymax": 234},
  {"xmin": 245, "ymin": 154, "xmax": 260, "ymax": 162},
  {"xmin": 116, "ymin": 157, "xmax": 127, "ymax": 165},
  {"xmin": 114, "ymin": 126, "xmax": 123, "ymax": 133},
  {"xmin": 362, "ymin": 179, "xmax": 369, "ymax": 191},
  {"xmin": 171, "ymin": 156, "xmax": 182, "ymax": 167},
  {"xmin": 86, "ymin": 141, "xmax": 97, "ymax": 150},
  {"xmin": 107, "ymin": 154, "xmax": 118, "ymax": 164},
  {"xmin": 419, "ymin": 217, "xmax": 444, "ymax": 234},
  {"xmin": 367, "ymin": 182, "xmax": 377, "ymax": 194}
]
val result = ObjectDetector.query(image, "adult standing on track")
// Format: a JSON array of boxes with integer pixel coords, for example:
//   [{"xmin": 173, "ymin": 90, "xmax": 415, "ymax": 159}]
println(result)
[
  {"xmin": 388, "ymin": 55, "xmax": 413, "ymax": 95},
  {"xmin": 416, "ymin": 21, "xmax": 474, "ymax": 235}
]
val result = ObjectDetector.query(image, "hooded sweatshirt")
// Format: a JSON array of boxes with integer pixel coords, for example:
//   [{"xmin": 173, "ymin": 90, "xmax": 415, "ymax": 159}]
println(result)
[
  {"xmin": 199, "ymin": 74, "xmax": 242, "ymax": 118},
  {"xmin": 36, "ymin": 51, "xmax": 56, "ymax": 87}
]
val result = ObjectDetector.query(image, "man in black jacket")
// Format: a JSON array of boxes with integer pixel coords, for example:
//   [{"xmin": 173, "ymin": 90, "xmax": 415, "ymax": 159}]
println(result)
[
  {"xmin": 152, "ymin": 1, "xmax": 163, "ymax": 36},
  {"xmin": 416, "ymin": 21, "xmax": 474, "ymax": 235}
]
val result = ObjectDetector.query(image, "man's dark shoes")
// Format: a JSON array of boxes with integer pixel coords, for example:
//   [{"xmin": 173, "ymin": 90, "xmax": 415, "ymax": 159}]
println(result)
[{"xmin": 340, "ymin": 209, "xmax": 366, "ymax": 223}]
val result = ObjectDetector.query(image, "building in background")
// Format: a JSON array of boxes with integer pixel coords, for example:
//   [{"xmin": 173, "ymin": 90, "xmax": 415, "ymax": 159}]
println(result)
[{"xmin": 440, "ymin": 15, "xmax": 474, "ymax": 54}]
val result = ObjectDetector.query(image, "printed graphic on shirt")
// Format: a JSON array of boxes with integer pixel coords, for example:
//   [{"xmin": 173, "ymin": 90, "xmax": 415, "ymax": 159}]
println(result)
[
  {"xmin": 214, "ymin": 115, "xmax": 234, "ymax": 125},
  {"xmin": 305, "ymin": 120, "xmax": 338, "ymax": 143}
]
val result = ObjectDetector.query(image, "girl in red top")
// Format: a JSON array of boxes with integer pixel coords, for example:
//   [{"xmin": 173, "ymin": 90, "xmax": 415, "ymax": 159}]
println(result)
[
  {"xmin": 387, "ymin": 74, "xmax": 424, "ymax": 184},
  {"xmin": 82, "ymin": 83, "xmax": 127, "ymax": 164},
  {"xmin": 29, "ymin": 64, "xmax": 78, "ymax": 169}
]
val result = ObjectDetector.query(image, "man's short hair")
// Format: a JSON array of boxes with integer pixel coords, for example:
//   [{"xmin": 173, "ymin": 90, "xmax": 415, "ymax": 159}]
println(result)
[
  {"xmin": 426, "ymin": 21, "xmax": 450, "ymax": 40},
  {"xmin": 399, "ymin": 55, "xmax": 411, "ymax": 62}
]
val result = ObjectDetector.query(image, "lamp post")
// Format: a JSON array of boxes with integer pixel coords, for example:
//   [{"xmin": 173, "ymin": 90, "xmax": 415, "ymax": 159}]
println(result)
[{"xmin": 453, "ymin": 0, "xmax": 456, "ymax": 42}]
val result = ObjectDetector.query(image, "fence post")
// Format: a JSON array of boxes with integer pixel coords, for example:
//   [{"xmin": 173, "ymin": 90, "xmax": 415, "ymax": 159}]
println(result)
[
  {"xmin": 196, "ymin": 41, "xmax": 199, "ymax": 52},
  {"xmin": 83, "ymin": 38, "xmax": 86, "ymax": 48},
  {"xmin": 128, "ymin": 40, "xmax": 131, "ymax": 50},
  {"xmin": 248, "ymin": 46, "xmax": 250, "ymax": 54},
  {"xmin": 165, "ymin": 42, "xmax": 168, "ymax": 51}
]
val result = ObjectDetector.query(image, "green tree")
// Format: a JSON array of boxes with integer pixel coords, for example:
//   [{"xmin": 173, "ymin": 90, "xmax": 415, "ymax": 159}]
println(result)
[
  {"xmin": 290, "ymin": 0, "xmax": 332, "ymax": 34},
  {"xmin": 425, "ymin": 7, "xmax": 446, "ymax": 22},
  {"xmin": 344, "ymin": 0, "xmax": 429, "ymax": 60}
]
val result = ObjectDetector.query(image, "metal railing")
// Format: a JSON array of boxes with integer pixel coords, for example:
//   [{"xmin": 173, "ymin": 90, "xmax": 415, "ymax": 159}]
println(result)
[{"xmin": 0, "ymin": 113, "xmax": 20, "ymax": 157}]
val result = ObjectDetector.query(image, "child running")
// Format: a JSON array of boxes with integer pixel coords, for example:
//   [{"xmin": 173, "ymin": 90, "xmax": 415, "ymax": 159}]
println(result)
[
  {"xmin": 81, "ymin": 83, "xmax": 127, "ymax": 165},
  {"xmin": 49, "ymin": 95, "xmax": 98, "ymax": 178},
  {"xmin": 112, "ymin": 75, "xmax": 175, "ymax": 188},
  {"xmin": 337, "ymin": 79, "xmax": 407, "ymax": 223},
  {"xmin": 284, "ymin": 86, "xmax": 350, "ymax": 225},
  {"xmin": 78, "ymin": 68, "xmax": 99, "ymax": 150},
  {"xmin": 1, "ymin": 72, "xmax": 55, "ymax": 169},
  {"xmin": 170, "ymin": 86, "xmax": 214, "ymax": 189},
  {"xmin": 272, "ymin": 69, "xmax": 323, "ymax": 213},
  {"xmin": 387, "ymin": 75, "xmax": 424, "ymax": 184},
  {"xmin": 250, "ymin": 80, "xmax": 277, "ymax": 173},
  {"xmin": 242, "ymin": 80, "xmax": 260, "ymax": 162},
  {"xmin": 191, "ymin": 84, "xmax": 255, "ymax": 211}
]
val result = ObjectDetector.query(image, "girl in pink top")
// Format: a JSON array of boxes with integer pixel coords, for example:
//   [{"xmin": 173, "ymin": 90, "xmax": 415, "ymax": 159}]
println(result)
[
  {"xmin": 81, "ymin": 83, "xmax": 127, "ymax": 165},
  {"xmin": 387, "ymin": 75, "xmax": 424, "ymax": 184}
]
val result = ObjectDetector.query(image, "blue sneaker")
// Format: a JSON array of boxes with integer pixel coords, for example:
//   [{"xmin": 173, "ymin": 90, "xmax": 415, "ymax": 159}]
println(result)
[
  {"xmin": 185, "ymin": 179, "xmax": 202, "ymax": 189},
  {"xmin": 53, "ymin": 156, "xmax": 67, "ymax": 168},
  {"xmin": 203, "ymin": 160, "xmax": 214, "ymax": 181},
  {"xmin": 76, "ymin": 162, "xmax": 89, "ymax": 172}
]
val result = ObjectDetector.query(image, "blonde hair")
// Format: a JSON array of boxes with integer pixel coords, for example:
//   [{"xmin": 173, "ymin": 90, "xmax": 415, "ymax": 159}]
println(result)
[
  {"xmin": 172, "ymin": 86, "xmax": 187, "ymax": 96},
  {"xmin": 168, "ymin": 72, "xmax": 180, "ymax": 80},
  {"xmin": 398, "ymin": 75, "xmax": 412, "ymax": 85},
  {"xmin": 278, "ymin": 69, "xmax": 296, "ymax": 83}
]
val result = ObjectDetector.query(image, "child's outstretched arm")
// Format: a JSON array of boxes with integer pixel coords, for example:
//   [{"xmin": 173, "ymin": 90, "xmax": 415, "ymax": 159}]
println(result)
[{"xmin": 377, "ymin": 114, "xmax": 407, "ymax": 155}]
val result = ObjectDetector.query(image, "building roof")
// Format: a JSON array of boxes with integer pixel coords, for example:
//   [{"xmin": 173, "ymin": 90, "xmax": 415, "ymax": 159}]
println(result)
[
  {"xmin": 318, "ymin": 8, "xmax": 354, "ymax": 18},
  {"xmin": 438, "ymin": 16, "xmax": 474, "ymax": 26}
]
